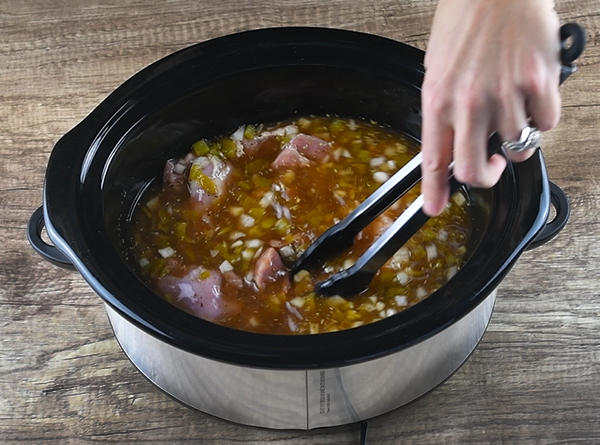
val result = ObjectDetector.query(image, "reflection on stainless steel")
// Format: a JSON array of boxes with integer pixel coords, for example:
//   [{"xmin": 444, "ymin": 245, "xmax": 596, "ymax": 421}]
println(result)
[
  {"xmin": 106, "ymin": 290, "xmax": 496, "ymax": 430},
  {"xmin": 306, "ymin": 291, "xmax": 496, "ymax": 428}
]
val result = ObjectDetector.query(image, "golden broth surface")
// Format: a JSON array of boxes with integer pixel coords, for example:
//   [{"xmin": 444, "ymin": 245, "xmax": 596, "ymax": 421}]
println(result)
[{"xmin": 131, "ymin": 116, "xmax": 470, "ymax": 334}]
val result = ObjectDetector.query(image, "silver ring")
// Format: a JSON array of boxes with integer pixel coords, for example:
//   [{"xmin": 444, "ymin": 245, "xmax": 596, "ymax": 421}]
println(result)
[{"xmin": 501, "ymin": 126, "xmax": 542, "ymax": 153}]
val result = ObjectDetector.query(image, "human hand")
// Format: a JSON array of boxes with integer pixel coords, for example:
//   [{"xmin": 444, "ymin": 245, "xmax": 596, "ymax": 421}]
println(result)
[{"xmin": 421, "ymin": 0, "xmax": 561, "ymax": 216}]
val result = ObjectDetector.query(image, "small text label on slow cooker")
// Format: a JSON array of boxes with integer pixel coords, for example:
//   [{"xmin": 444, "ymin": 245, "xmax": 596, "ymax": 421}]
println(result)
[{"xmin": 319, "ymin": 371, "xmax": 331, "ymax": 414}]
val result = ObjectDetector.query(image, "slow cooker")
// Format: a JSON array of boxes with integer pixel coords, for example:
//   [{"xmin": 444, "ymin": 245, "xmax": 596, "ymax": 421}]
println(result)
[{"xmin": 28, "ymin": 26, "xmax": 583, "ymax": 431}]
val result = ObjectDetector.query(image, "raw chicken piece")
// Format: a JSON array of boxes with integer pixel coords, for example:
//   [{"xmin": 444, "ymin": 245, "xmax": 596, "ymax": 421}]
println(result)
[
  {"xmin": 271, "ymin": 134, "xmax": 332, "ymax": 170},
  {"xmin": 242, "ymin": 135, "xmax": 280, "ymax": 157},
  {"xmin": 163, "ymin": 152, "xmax": 195, "ymax": 191},
  {"xmin": 289, "ymin": 134, "xmax": 332, "ymax": 160},
  {"xmin": 188, "ymin": 155, "xmax": 234, "ymax": 210},
  {"xmin": 157, "ymin": 267, "xmax": 240, "ymax": 321},
  {"xmin": 254, "ymin": 247, "xmax": 291, "ymax": 291},
  {"xmin": 271, "ymin": 146, "xmax": 311, "ymax": 170}
]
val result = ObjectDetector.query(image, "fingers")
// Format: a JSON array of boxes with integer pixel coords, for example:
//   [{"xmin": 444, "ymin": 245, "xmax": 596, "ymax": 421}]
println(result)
[
  {"xmin": 421, "ymin": 84, "xmax": 507, "ymax": 217},
  {"xmin": 521, "ymin": 60, "xmax": 561, "ymax": 165},
  {"xmin": 498, "ymin": 61, "xmax": 561, "ymax": 164},
  {"xmin": 452, "ymin": 110, "xmax": 507, "ymax": 190},
  {"xmin": 421, "ymin": 123, "xmax": 453, "ymax": 217},
  {"xmin": 418, "ymin": 0, "xmax": 562, "ymax": 216},
  {"xmin": 496, "ymin": 82, "xmax": 535, "ymax": 164}
]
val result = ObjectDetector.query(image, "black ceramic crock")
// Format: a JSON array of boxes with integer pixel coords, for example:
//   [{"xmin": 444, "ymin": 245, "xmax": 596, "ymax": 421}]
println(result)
[{"xmin": 27, "ymin": 26, "xmax": 584, "ymax": 430}]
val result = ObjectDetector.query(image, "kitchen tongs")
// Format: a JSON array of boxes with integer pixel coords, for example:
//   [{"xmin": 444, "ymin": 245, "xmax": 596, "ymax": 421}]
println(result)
[
  {"xmin": 289, "ymin": 145, "xmax": 466, "ymax": 297},
  {"xmin": 290, "ymin": 23, "xmax": 585, "ymax": 297}
]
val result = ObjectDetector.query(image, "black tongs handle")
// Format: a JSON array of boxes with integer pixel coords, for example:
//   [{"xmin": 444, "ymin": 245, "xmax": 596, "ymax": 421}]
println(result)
[{"xmin": 294, "ymin": 23, "xmax": 585, "ymax": 297}]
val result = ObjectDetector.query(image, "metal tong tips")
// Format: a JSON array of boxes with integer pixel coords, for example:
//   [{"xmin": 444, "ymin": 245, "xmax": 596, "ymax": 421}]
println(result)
[{"xmin": 289, "ymin": 148, "xmax": 464, "ymax": 297}]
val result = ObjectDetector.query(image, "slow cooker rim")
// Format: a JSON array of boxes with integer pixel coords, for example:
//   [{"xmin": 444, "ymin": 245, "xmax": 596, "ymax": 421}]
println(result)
[{"xmin": 42, "ymin": 26, "xmax": 551, "ymax": 369}]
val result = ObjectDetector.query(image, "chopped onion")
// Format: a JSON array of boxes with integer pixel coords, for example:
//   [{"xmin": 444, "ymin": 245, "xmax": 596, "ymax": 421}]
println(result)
[
  {"xmin": 386, "ymin": 308, "xmax": 397, "ymax": 317},
  {"xmin": 342, "ymin": 149, "xmax": 352, "ymax": 158},
  {"xmin": 426, "ymin": 244, "xmax": 438, "ymax": 261},
  {"xmin": 259, "ymin": 191, "xmax": 275, "ymax": 208},
  {"xmin": 158, "ymin": 247, "xmax": 176, "ymax": 258},
  {"xmin": 293, "ymin": 269, "xmax": 310, "ymax": 283},
  {"xmin": 231, "ymin": 240, "xmax": 243, "ymax": 248},
  {"xmin": 253, "ymin": 246, "xmax": 264, "ymax": 259},
  {"xmin": 384, "ymin": 147, "xmax": 396, "ymax": 157},
  {"xmin": 348, "ymin": 119, "xmax": 357, "ymax": 131},
  {"xmin": 369, "ymin": 156, "xmax": 386, "ymax": 168},
  {"xmin": 219, "ymin": 260, "xmax": 234, "ymax": 273},
  {"xmin": 138, "ymin": 258, "xmax": 150, "ymax": 268},
  {"xmin": 229, "ymin": 206, "xmax": 244, "ymax": 217},
  {"xmin": 437, "ymin": 229, "xmax": 448, "ymax": 242},
  {"xmin": 332, "ymin": 147, "xmax": 343, "ymax": 161},
  {"xmin": 375, "ymin": 301, "xmax": 385, "ymax": 312},
  {"xmin": 173, "ymin": 163, "xmax": 186, "ymax": 175},
  {"xmin": 230, "ymin": 231, "xmax": 245, "ymax": 240},
  {"xmin": 362, "ymin": 303, "xmax": 377, "ymax": 312},
  {"xmin": 373, "ymin": 171, "xmax": 390, "ymax": 183},
  {"xmin": 286, "ymin": 301, "xmax": 300, "ymax": 316},
  {"xmin": 343, "ymin": 258, "xmax": 355, "ymax": 270},
  {"xmin": 209, "ymin": 249, "xmax": 219, "ymax": 258},
  {"xmin": 395, "ymin": 142, "xmax": 408, "ymax": 153},
  {"xmin": 146, "ymin": 197, "xmax": 160, "ymax": 210},
  {"xmin": 272, "ymin": 202, "xmax": 283, "ymax": 219},
  {"xmin": 287, "ymin": 317, "xmax": 298, "ymax": 332},
  {"xmin": 249, "ymin": 317, "xmax": 259, "ymax": 327},
  {"xmin": 447, "ymin": 266, "xmax": 458, "ymax": 280},
  {"xmin": 245, "ymin": 239, "xmax": 263, "ymax": 249},
  {"xmin": 285, "ymin": 125, "xmax": 299, "ymax": 137},
  {"xmin": 395, "ymin": 295, "xmax": 408, "ymax": 306},
  {"xmin": 391, "ymin": 246, "xmax": 410, "ymax": 268},
  {"xmin": 396, "ymin": 271, "xmax": 409, "ymax": 285},
  {"xmin": 242, "ymin": 248, "xmax": 255, "ymax": 261},
  {"xmin": 240, "ymin": 214, "xmax": 255, "ymax": 228},
  {"xmin": 327, "ymin": 295, "xmax": 347, "ymax": 307},
  {"xmin": 289, "ymin": 297, "xmax": 306, "ymax": 308},
  {"xmin": 416, "ymin": 287, "xmax": 428, "ymax": 300},
  {"xmin": 279, "ymin": 245, "xmax": 295, "ymax": 258},
  {"xmin": 298, "ymin": 117, "xmax": 311, "ymax": 129},
  {"xmin": 452, "ymin": 192, "xmax": 467, "ymax": 206},
  {"xmin": 231, "ymin": 126, "xmax": 245, "ymax": 141}
]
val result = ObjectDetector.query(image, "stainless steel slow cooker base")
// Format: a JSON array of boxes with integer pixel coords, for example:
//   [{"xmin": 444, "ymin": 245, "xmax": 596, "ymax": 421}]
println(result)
[{"xmin": 106, "ymin": 290, "xmax": 496, "ymax": 430}]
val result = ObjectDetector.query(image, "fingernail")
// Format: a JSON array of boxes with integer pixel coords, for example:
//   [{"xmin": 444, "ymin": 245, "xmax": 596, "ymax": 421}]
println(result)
[{"xmin": 423, "ymin": 200, "xmax": 436, "ymax": 217}]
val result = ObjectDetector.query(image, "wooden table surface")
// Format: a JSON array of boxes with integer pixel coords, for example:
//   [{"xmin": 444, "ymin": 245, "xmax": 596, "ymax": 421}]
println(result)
[{"xmin": 2, "ymin": 1, "xmax": 599, "ymax": 443}]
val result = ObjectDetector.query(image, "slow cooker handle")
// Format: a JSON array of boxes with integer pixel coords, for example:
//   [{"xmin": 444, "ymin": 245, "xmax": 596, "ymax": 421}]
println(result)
[
  {"xmin": 27, "ymin": 206, "xmax": 75, "ymax": 270},
  {"xmin": 559, "ymin": 22, "xmax": 586, "ymax": 84},
  {"xmin": 527, "ymin": 182, "xmax": 570, "ymax": 251}
]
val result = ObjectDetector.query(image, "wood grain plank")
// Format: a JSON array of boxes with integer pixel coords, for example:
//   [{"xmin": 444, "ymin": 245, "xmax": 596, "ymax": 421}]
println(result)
[{"xmin": 2, "ymin": 0, "xmax": 600, "ymax": 444}]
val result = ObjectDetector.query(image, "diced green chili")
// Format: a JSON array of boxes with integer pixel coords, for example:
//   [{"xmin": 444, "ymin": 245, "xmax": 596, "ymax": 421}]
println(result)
[
  {"xmin": 222, "ymin": 139, "xmax": 237, "ymax": 159},
  {"xmin": 252, "ymin": 174, "xmax": 271, "ymax": 188},
  {"xmin": 189, "ymin": 164, "xmax": 217, "ymax": 194},
  {"xmin": 192, "ymin": 140, "xmax": 210, "ymax": 156},
  {"xmin": 244, "ymin": 124, "xmax": 257, "ymax": 139}
]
